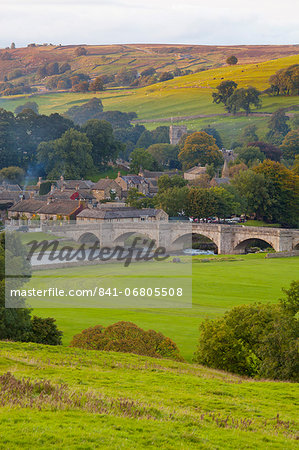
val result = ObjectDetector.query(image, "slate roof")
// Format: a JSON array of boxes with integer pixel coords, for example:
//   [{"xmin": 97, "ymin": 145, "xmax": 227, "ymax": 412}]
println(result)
[
  {"xmin": 120, "ymin": 176, "xmax": 148, "ymax": 185},
  {"xmin": 77, "ymin": 207, "xmax": 163, "ymax": 220},
  {"xmin": 92, "ymin": 179, "xmax": 119, "ymax": 190},
  {"xmin": 0, "ymin": 191, "xmax": 27, "ymax": 202},
  {"xmin": 9, "ymin": 199, "xmax": 45, "ymax": 213},
  {"xmin": 9, "ymin": 199, "xmax": 82, "ymax": 216},
  {"xmin": 37, "ymin": 201, "xmax": 82, "ymax": 215},
  {"xmin": 57, "ymin": 180, "xmax": 94, "ymax": 190},
  {"xmin": 0, "ymin": 184, "xmax": 22, "ymax": 192},
  {"xmin": 185, "ymin": 166, "xmax": 207, "ymax": 174}
]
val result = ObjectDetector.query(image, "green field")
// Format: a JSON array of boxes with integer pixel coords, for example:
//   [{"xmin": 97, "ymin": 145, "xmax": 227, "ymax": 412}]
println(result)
[
  {"xmin": 32, "ymin": 254, "xmax": 299, "ymax": 362},
  {"xmin": 0, "ymin": 341, "xmax": 298, "ymax": 449}
]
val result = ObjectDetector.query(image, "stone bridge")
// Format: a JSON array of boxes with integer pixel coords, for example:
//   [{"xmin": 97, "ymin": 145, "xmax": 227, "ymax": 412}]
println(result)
[{"xmin": 45, "ymin": 222, "xmax": 299, "ymax": 255}]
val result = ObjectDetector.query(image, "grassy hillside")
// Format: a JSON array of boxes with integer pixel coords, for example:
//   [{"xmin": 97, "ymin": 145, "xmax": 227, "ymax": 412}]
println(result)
[
  {"xmin": 0, "ymin": 341, "xmax": 298, "ymax": 449},
  {"xmin": 1, "ymin": 54, "xmax": 298, "ymax": 146},
  {"xmin": 32, "ymin": 254, "xmax": 299, "ymax": 361}
]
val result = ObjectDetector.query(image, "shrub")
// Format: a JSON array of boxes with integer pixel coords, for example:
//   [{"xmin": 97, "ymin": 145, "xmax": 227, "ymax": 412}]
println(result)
[
  {"xmin": 70, "ymin": 321, "xmax": 183, "ymax": 361},
  {"xmin": 29, "ymin": 316, "xmax": 63, "ymax": 345},
  {"xmin": 194, "ymin": 281, "xmax": 299, "ymax": 381}
]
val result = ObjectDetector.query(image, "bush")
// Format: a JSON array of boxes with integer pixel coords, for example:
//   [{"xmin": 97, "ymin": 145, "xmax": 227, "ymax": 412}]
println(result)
[
  {"xmin": 70, "ymin": 321, "xmax": 183, "ymax": 361},
  {"xmin": 29, "ymin": 316, "xmax": 62, "ymax": 345},
  {"xmin": 194, "ymin": 281, "xmax": 299, "ymax": 381}
]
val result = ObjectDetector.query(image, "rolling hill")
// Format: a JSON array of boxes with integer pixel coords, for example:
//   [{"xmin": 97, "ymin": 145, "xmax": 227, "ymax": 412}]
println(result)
[
  {"xmin": 1, "ymin": 53, "xmax": 298, "ymax": 146},
  {"xmin": 1, "ymin": 43, "xmax": 299, "ymax": 85}
]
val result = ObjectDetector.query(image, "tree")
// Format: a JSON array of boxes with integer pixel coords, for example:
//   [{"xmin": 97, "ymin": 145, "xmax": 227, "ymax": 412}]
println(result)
[
  {"xmin": 248, "ymin": 141, "xmax": 282, "ymax": 162},
  {"xmin": 154, "ymin": 186, "xmax": 189, "ymax": 216},
  {"xmin": 0, "ymin": 166, "xmax": 24, "ymax": 184},
  {"xmin": 235, "ymin": 145, "xmax": 265, "ymax": 166},
  {"xmin": 72, "ymin": 81, "xmax": 89, "ymax": 92},
  {"xmin": 151, "ymin": 126, "xmax": 170, "ymax": 144},
  {"xmin": 185, "ymin": 187, "xmax": 216, "ymax": 219},
  {"xmin": 268, "ymin": 64, "xmax": 299, "ymax": 96},
  {"xmin": 185, "ymin": 186, "xmax": 237, "ymax": 219},
  {"xmin": 59, "ymin": 62, "xmax": 71, "ymax": 74},
  {"xmin": 292, "ymin": 155, "xmax": 299, "ymax": 175},
  {"xmin": 115, "ymin": 68, "xmax": 138, "ymax": 86},
  {"xmin": 37, "ymin": 128, "xmax": 94, "ymax": 179},
  {"xmin": 75, "ymin": 46, "xmax": 87, "ymax": 56},
  {"xmin": 29, "ymin": 316, "xmax": 62, "ymax": 345},
  {"xmin": 254, "ymin": 160, "xmax": 299, "ymax": 227},
  {"xmin": 240, "ymin": 124, "xmax": 258, "ymax": 143},
  {"xmin": 266, "ymin": 109, "xmax": 290, "ymax": 145},
  {"xmin": 82, "ymin": 119, "xmax": 123, "ymax": 167},
  {"xmin": 226, "ymin": 55, "xmax": 238, "ymax": 65},
  {"xmin": 280, "ymin": 129, "xmax": 299, "ymax": 160},
  {"xmin": 202, "ymin": 126, "xmax": 223, "ymax": 148},
  {"xmin": 232, "ymin": 169, "xmax": 271, "ymax": 219},
  {"xmin": 212, "ymin": 80, "xmax": 238, "ymax": 106},
  {"xmin": 15, "ymin": 102, "xmax": 39, "ymax": 115},
  {"xmin": 129, "ymin": 148, "xmax": 160, "ymax": 174},
  {"xmin": 194, "ymin": 281, "xmax": 299, "ymax": 381},
  {"xmin": 136, "ymin": 130, "xmax": 153, "ymax": 149},
  {"xmin": 157, "ymin": 174, "xmax": 187, "ymax": 191},
  {"xmin": 65, "ymin": 98, "xmax": 103, "ymax": 125},
  {"xmin": 178, "ymin": 132, "xmax": 223, "ymax": 170},
  {"xmin": 159, "ymin": 72, "xmax": 174, "ymax": 82},
  {"xmin": 126, "ymin": 188, "xmax": 155, "ymax": 208},
  {"xmin": 226, "ymin": 87, "xmax": 262, "ymax": 115},
  {"xmin": 147, "ymin": 143, "xmax": 178, "ymax": 168},
  {"xmin": 89, "ymin": 77, "xmax": 105, "ymax": 91},
  {"xmin": 0, "ymin": 109, "xmax": 19, "ymax": 169},
  {"xmin": 228, "ymin": 162, "xmax": 248, "ymax": 178},
  {"xmin": 0, "ymin": 232, "xmax": 32, "ymax": 341}
]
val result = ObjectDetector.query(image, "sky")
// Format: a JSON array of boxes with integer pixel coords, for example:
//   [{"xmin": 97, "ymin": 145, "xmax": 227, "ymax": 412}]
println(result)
[{"xmin": 0, "ymin": 0, "xmax": 298, "ymax": 47}]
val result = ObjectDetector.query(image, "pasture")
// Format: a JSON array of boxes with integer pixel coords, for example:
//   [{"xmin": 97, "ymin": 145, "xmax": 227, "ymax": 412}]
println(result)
[{"xmin": 32, "ymin": 253, "xmax": 299, "ymax": 361}]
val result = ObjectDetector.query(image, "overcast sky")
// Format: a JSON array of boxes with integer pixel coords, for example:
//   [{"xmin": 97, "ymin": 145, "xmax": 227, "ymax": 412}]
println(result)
[{"xmin": 1, "ymin": 0, "xmax": 298, "ymax": 47}]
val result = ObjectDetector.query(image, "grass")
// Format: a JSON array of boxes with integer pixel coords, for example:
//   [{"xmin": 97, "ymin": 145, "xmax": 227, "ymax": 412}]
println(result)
[
  {"xmin": 86, "ymin": 167, "xmax": 128, "ymax": 182},
  {"xmin": 244, "ymin": 220, "xmax": 281, "ymax": 228},
  {"xmin": 0, "ymin": 341, "xmax": 298, "ymax": 449},
  {"xmin": 30, "ymin": 253, "xmax": 299, "ymax": 362}
]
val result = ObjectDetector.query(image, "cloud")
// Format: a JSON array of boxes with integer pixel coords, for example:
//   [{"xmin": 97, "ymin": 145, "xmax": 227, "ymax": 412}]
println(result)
[{"xmin": 0, "ymin": 0, "xmax": 298, "ymax": 47}]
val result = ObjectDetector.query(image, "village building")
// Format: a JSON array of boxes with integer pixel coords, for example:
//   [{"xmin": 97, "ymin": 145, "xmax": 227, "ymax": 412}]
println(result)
[
  {"xmin": 91, "ymin": 179, "xmax": 122, "ymax": 202},
  {"xmin": 8, "ymin": 199, "xmax": 46, "ymax": 220},
  {"xmin": 139, "ymin": 170, "xmax": 180, "ymax": 179},
  {"xmin": 77, "ymin": 206, "xmax": 168, "ymax": 223},
  {"xmin": 8, "ymin": 199, "xmax": 84, "ymax": 221},
  {"xmin": 115, "ymin": 174, "xmax": 149, "ymax": 195},
  {"xmin": 184, "ymin": 165, "xmax": 207, "ymax": 181}
]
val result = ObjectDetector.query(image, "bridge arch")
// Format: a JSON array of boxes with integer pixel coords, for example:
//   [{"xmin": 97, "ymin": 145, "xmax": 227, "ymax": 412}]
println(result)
[
  {"xmin": 234, "ymin": 237, "xmax": 275, "ymax": 253},
  {"xmin": 294, "ymin": 241, "xmax": 299, "ymax": 250},
  {"xmin": 114, "ymin": 231, "xmax": 156, "ymax": 247},
  {"xmin": 172, "ymin": 232, "xmax": 218, "ymax": 252},
  {"xmin": 78, "ymin": 232, "xmax": 100, "ymax": 244}
]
